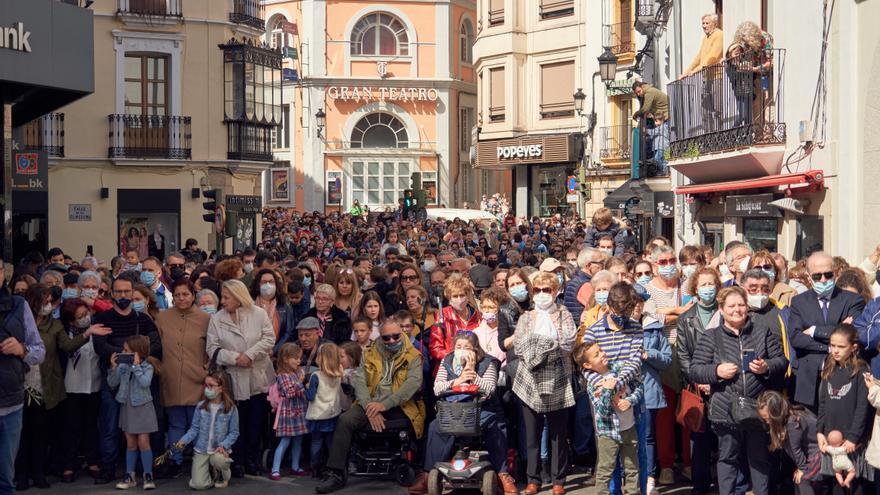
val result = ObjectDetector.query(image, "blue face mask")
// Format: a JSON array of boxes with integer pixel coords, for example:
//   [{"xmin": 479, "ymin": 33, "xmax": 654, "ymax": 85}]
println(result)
[
  {"xmin": 140, "ymin": 271, "xmax": 156, "ymax": 286},
  {"xmin": 697, "ymin": 286, "xmax": 717, "ymax": 305},
  {"xmin": 594, "ymin": 290, "xmax": 609, "ymax": 307},
  {"xmin": 610, "ymin": 313, "xmax": 628, "ymax": 328},
  {"xmin": 303, "ymin": 276, "xmax": 312, "ymax": 288},
  {"xmin": 509, "ymin": 285, "xmax": 529, "ymax": 302},
  {"xmin": 557, "ymin": 273, "xmax": 565, "ymax": 287},
  {"xmin": 658, "ymin": 264, "xmax": 678, "ymax": 280},
  {"xmin": 61, "ymin": 288, "xmax": 79, "ymax": 300},
  {"xmin": 762, "ymin": 269, "xmax": 776, "ymax": 282},
  {"xmin": 132, "ymin": 300, "xmax": 146, "ymax": 313},
  {"xmin": 636, "ymin": 275, "xmax": 652, "ymax": 286},
  {"xmin": 385, "ymin": 340, "xmax": 404, "ymax": 352},
  {"xmin": 812, "ymin": 279, "xmax": 835, "ymax": 297},
  {"xmin": 201, "ymin": 305, "xmax": 217, "ymax": 314}
]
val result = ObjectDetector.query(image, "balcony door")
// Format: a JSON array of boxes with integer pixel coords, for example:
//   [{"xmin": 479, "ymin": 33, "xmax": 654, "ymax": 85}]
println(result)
[{"xmin": 124, "ymin": 54, "xmax": 169, "ymax": 153}]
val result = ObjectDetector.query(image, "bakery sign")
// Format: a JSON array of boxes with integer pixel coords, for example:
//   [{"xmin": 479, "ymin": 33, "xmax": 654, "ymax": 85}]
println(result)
[{"xmin": 326, "ymin": 86, "xmax": 440, "ymax": 102}]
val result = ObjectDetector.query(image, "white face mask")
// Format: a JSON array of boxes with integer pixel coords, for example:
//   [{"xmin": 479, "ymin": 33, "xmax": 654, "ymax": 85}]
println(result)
[
  {"xmin": 747, "ymin": 293, "xmax": 769, "ymax": 310},
  {"xmin": 450, "ymin": 296, "xmax": 468, "ymax": 311},
  {"xmin": 40, "ymin": 303, "xmax": 53, "ymax": 316},
  {"xmin": 738, "ymin": 256, "xmax": 751, "ymax": 274},
  {"xmin": 533, "ymin": 292, "xmax": 554, "ymax": 310}
]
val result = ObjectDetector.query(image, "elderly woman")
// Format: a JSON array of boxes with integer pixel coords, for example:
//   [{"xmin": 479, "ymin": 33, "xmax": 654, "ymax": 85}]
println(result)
[
  {"xmin": 156, "ymin": 279, "xmax": 210, "ymax": 475},
  {"xmin": 576, "ymin": 269, "xmax": 617, "ymax": 331},
  {"xmin": 196, "ymin": 288, "xmax": 219, "ymax": 314},
  {"xmin": 512, "ymin": 271, "xmax": 577, "ymax": 495},
  {"xmin": 749, "ymin": 250, "xmax": 797, "ymax": 307},
  {"xmin": 303, "ymin": 283, "xmax": 351, "ymax": 344},
  {"xmin": 206, "ymin": 280, "xmax": 276, "ymax": 477},
  {"xmin": 689, "ymin": 286, "xmax": 787, "ymax": 495},
  {"xmin": 430, "ymin": 274, "xmax": 481, "ymax": 376},
  {"xmin": 77, "ymin": 271, "xmax": 113, "ymax": 314}
]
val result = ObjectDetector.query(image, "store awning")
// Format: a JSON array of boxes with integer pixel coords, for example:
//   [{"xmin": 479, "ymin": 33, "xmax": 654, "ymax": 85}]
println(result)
[
  {"xmin": 603, "ymin": 178, "xmax": 641, "ymax": 209},
  {"xmin": 674, "ymin": 170, "xmax": 824, "ymax": 196}
]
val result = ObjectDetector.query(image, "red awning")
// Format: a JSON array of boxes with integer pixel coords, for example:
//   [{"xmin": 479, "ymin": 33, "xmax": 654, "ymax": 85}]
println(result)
[{"xmin": 675, "ymin": 170, "xmax": 824, "ymax": 195}]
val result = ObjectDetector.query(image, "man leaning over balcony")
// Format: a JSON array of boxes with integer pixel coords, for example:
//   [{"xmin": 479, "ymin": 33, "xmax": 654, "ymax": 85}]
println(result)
[
  {"xmin": 632, "ymin": 82, "xmax": 670, "ymax": 176},
  {"xmin": 679, "ymin": 13, "xmax": 724, "ymax": 134}
]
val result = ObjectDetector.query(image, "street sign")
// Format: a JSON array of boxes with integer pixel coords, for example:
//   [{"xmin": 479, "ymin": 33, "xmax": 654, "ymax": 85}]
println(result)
[
  {"xmin": 281, "ymin": 21, "xmax": 297, "ymax": 35},
  {"xmin": 68, "ymin": 204, "xmax": 91, "ymax": 221},
  {"xmin": 282, "ymin": 68, "xmax": 298, "ymax": 81},
  {"xmin": 282, "ymin": 47, "xmax": 298, "ymax": 59},
  {"xmin": 566, "ymin": 194, "xmax": 579, "ymax": 204},
  {"xmin": 567, "ymin": 175, "xmax": 577, "ymax": 193}
]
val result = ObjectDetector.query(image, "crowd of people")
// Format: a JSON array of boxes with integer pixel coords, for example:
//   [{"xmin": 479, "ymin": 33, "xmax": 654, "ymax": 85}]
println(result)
[{"xmin": 2, "ymin": 204, "xmax": 880, "ymax": 495}]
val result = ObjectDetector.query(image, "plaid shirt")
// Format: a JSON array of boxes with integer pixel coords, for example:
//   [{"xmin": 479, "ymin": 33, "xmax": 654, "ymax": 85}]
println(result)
[{"xmin": 586, "ymin": 361, "xmax": 643, "ymax": 443}]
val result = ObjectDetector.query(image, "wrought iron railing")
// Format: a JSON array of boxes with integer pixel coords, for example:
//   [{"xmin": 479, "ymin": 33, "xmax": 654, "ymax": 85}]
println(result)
[
  {"xmin": 488, "ymin": 8, "xmax": 504, "ymax": 26},
  {"xmin": 667, "ymin": 48, "xmax": 786, "ymax": 160},
  {"xmin": 227, "ymin": 121, "xmax": 275, "ymax": 162},
  {"xmin": 539, "ymin": 0, "xmax": 575, "ymax": 19},
  {"xmin": 22, "ymin": 113, "xmax": 64, "ymax": 157},
  {"xmin": 605, "ymin": 21, "xmax": 635, "ymax": 56},
  {"xmin": 108, "ymin": 114, "xmax": 192, "ymax": 159},
  {"xmin": 637, "ymin": 0, "xmax": 654, "ymax": 17},
  {"xmin": 229, "ymin": 0, "xmax": 264, "ymax": 30},
  {"xmin": 599, "ymin": 125, "xmax": 632, "ymax": 160},
  {"xmin": 118, "ymin": 0, "xmax": 182, "ymax": 16}
]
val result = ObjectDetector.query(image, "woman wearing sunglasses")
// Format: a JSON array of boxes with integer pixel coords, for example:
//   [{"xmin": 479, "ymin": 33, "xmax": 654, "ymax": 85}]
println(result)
[
  {"xmin": 384, "ymin": 264, "xmax": 423, "ymax": 314},
  {"xmin": 749, "ymin": 250, "xmax": 797, "ymax": 308},
  {"xmin": 511, "ymin": 271, "xmax": 577, "ymax": 495}
]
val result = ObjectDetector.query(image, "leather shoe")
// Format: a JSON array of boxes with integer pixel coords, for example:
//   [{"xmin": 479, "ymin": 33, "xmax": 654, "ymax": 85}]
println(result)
[
  {"xmin": 552, "ymin": 485, "xmax": 565, "ymax": 495},
  {"xmin": 498, "ymin": 473, "xmax": 519, "ymax": 494},
  {"xmin": 408, "ymin": 472, "xmax": 428, "ymax": 495},
  {"xmin": 522, "ymin": 483, "xmax": 541, "ymax": 495}
]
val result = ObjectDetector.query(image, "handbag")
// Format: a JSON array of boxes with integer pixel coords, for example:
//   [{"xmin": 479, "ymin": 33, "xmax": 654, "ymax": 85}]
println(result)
[
  {"xmin": 729, "ymin": 331, "xmax": 767, "ymax": 432},
  {"xmin": 676, "ymin": 385, "xmax": 705, "ymax": 432}
]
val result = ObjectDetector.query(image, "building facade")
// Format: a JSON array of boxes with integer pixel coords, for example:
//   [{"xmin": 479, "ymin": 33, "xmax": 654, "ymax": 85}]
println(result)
[
  {"xmin": 22, "ymin": 0, "xmax": 280, "ymax": 262},
  {"xmin": 263, "ymin": 0, "xmax": 478, "ymax": 213}
]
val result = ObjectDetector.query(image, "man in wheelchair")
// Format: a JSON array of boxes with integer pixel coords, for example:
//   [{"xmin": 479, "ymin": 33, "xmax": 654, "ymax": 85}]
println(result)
[{"xmin": 315, "ymin": 318, "xmax": 425, "ymax": 493}]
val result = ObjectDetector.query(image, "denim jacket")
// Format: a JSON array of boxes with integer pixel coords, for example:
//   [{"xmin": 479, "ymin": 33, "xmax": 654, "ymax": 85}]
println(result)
[
  {"xmin": 641, "ymin": 319, "xmax": 672, "ymax": 409},
  {"xmin": 107, "ymin": 362, "xmax": 154, "ymax": 407},
  {"xmin": 179, "ymin": 400, "xmax": 240, "ymax": 453}
]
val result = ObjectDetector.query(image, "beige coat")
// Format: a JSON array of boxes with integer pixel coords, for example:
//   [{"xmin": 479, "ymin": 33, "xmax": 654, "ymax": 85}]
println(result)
[
  {"xmin": 206, "ymin": 305, "xmax": 276, "ymax": 401},
  {"xmin": 866, "ymin": 384, "xmax": 880, "ymax": 468},
  {"xmin": 157, "ymin": 305, "xmax": 211, "ymax": 407}
]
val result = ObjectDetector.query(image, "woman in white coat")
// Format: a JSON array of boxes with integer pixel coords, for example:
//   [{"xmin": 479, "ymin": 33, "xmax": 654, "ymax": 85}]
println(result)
[{"xmin": 206, "ymin": 279, "xmax": 275, "ymax": 477}]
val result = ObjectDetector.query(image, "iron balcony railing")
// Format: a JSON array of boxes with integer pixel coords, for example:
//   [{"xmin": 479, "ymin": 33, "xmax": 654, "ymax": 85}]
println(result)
[
  {"xmin": 108, "ymin": 114, "xmax": 192, "ymax": 160},
  {"xmin": 667, "ymin": 48, "xmax": 786, "ymax": 160},
  {"xmin": 599, "ymin": 125, "xmax": 632, "ymax": 161},
  {"xmin": 229, "ymin": 0, "xmax": 265, "ymax": 31},
  {"xmin": 605, "ymin": 21, "xmax": 635, "ymax": 56},
  {"xmin": 22, "ymin": 113, "xmax": 64, "ymax": 157},
  {"xmin": 227, "ymin": 121, "xmax": 275, "ymax": 162},
  {"xmin": 118, "ymin": 0, "xmax": 182, "ymax": 16}
]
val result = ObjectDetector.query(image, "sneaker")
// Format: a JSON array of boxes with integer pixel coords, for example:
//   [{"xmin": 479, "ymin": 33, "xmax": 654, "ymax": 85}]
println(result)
[
  {"xmin": 214, "ymin": 478, "xmax": 229, "ymax": 489},
  {"xmin": 315, "ymin": 470, "xmax": 345, "ymax": 494},
  {"xmin": 658, "ymin": 468, "xmax": 675, "ymax": 485},
  {"xmin": 646, "ymin": 476, "xmax": 659, "ymax": 495},
  {"xmin": 681, "ymin": 466, "xmax": 692, "ymax": 480},
  {"xmin": 270, "ymin": 472, "xmax": 281, "ymax": 481},
  {"xmin": 115, "ymin": 473, "xmax": 136, "ymax": 490},
  {"xmin": 142, "ymin": 473, "xmax": 155, "ymax": 490}
]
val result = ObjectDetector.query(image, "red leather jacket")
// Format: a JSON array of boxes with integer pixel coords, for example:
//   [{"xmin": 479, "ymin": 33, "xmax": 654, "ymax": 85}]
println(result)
[{"xmin": 429, "ymin": 305, "xmax": 481, "ymax": 376}]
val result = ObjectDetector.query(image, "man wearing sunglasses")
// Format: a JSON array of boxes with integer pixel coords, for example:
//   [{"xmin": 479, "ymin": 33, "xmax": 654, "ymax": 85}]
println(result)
[
  {"xmin": 316, "ymin": 320, "xmax": 424, "ymax": 493},
  {"xmin": 789, "ymin": 251, "xmax": 865, "ymax": 411}
]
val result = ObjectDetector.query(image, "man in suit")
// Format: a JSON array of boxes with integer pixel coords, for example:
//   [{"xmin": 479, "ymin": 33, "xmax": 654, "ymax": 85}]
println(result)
[
  {"xmin": 790, "ymin": 252, "xmax": 865, "ymax": 411},
  {"xmin": 148, "ymin": 224, "xmax": 165, "ymax": 260}
]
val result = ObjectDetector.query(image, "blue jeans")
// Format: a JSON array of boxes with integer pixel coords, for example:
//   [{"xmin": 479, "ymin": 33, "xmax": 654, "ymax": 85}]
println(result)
[
  {"xmin": 166, "ymin": 406, "xmax": 196, "ymax": 465},
  {"xmin": 642, "ymin": 408, "xmax": 658, "ymax": 479},
  {"xmin": 572, "ymin": 395, "xmax": 594, "ymax": 457},
  {"xmin": 310, "ymin": 431, "xmax": 333, "ymax": 469},
  {"xmin": 98, "ymin": 377, "xmax": 121, "ymax": 473},
  {"xmin": 690, "ymin": 424, "xmax": 716, "ymax": 492},
  {"xmin": 649, "ymin": 122, "xmax": 669, "ymax": 175},
  {"xmin": 0, "ymin": 408, "xmax": 23, "ymax": 495}
]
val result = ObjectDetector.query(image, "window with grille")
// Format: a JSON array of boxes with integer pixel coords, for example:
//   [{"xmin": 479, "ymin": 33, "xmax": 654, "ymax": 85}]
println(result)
[
  {"xmin": 460, "ymin": 20, "xmax": 474, "ymax": 63},
  {"xmin": 350, "ymin": 13, "xmax": 409, "ymax": 56},
  {"xmin": 274, "ymin": 104, "xmax": 290, "ymax": 148},
  {"xmin": 351, "ymin": 160, "xmax": 414, "ymax": 207},
  {"xmin": 459, "ymin": 108, "xmax": 473, "ymax": 152}
]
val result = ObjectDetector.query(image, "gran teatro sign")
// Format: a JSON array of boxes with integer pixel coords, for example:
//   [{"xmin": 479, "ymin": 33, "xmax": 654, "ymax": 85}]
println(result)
[{"xmin": 326, "ymin": 86, "xmax": 440, "ymax": 102}]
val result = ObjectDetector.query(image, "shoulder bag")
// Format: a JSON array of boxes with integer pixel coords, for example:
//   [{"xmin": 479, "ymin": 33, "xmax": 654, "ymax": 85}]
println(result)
[{"xmin": 725, "ymin": 328, "xmax": 767, "ymax": 431}]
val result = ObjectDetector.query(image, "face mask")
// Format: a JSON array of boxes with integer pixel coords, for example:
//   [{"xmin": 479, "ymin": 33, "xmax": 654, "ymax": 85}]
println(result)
[
  {"xmin": 450, "ymin": 296, "xmax": 468, "ymax": 311},
  {"xmin": 475, "ymin": 256, "xmax": 483, "ymax": 263},
  {"xmin": 76, "ymin": 315, "xmax": 92, "ymax": 329},
  {"xmin": 599, "ymin": 248, "xmax": 613, "ymax": 256},
  {"xmin": 140, "ymin": 271, "xmax": 157, "ymax": 286},
  {"xmin": 510, "ymin": 285, "xmax": 529, "ymax": 302},
  {"xmin": 594, "ymin": 290, "xmax": 609, "ymax": 307},
  {"xmin": 557, "ymin": 273, "xmax": 565, "ymax": 286},
  {"xmin": 610, "ymin": 313, "xmax": 628, "ymax": 328},
  {"xmin": 260, "ymin": 283, "xmax": 276, "ymax": 299},
  {"xmin": 682, "ymin": 265, "xmax": 697, "ymax": 279},
  {"xmin": 323, "ymin": 251, "xmax": 331, "ymax": 257},
  {"xmin": 422, "ymin": 260, "xmax": 436, "ymax": 272},
  {"xmin": 658, "ymin": 264, "xmax": 678, "ymax": 280},
  {"xmin": 812, "ymin": 279, "xmax": 835, "ymax": 297},
  {"xmin": 132, "ymin": 300, "xmax": 146, "ymax": 313},
  {"xmin": 533, "ymin": 292, "xmax": 554, "ymax": 310},
  {"xmin": 762, "ymin": 269, "xmax": 776, "ymax": 282},
  {"xmin": 719, "ymin": 264, "xmax": 732, "ymax": 278},
  {"xmin": 81, "ymin": 288, "xmax": 99, "ymax": 299},
  {"xmin": 452, "ymin": 349, "xmax": 468, "ymax": 374},
  {"xmin": 697, "ymin": 286, "xmax": 717, "ymax": 305},
  {"xmin": 204, "ymin": 387, "xmax": 218, "ymax": 400},
  {"xmin": 385, "ymin": 340, "xmax": 404, "ymax": 352},
  {"xmin": 482, "ymin": 312, "xmax": 497, "ymax": 324},
  {"xmin": 636, "ymin": 275, "xmax": 652, "ymax": 286},
  {"xmin": 39, "ymin": 303, "xmax": 53, "ymax": 316},
  {"xmin": 303, "ymin": 277, "xmax": 312, "ymax": 288},
  {"xmin": 242, "ymin": 263, "xmax": 254, "ymax": 274},
  {"xmin": 115, "ymin": 298, "xmax": 132, "ymax": 310},
  {"xmin": 61, "ymin": 288, "xmax": 79, "ymax": 300},
  {"xmin": 170, "ymin": 267, "xmax": 186, "ymax": 281},
  {"xmin": 201, "ymin": 305, "xmax": 217, "ymax": 314},
  {"xmin": 738, "ymin": 256, "xmax": 751, "ymax": 274},
  {"xmin": 747, "ymin": 293, "xmax": 769, "ymax": 310},
  {"xmin": 487, "ymin": 260, "xmax": 499, "ymax": 269}
]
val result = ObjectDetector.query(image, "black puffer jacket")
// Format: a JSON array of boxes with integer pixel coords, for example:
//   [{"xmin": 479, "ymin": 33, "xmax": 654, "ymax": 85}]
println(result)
[
  {"xmin": 676, "ymin": 303, "xmax": 720, "ymax": 387},
  {"xmin": 689, "ymin": 319, "xmax": 788, "ymax": 426}
]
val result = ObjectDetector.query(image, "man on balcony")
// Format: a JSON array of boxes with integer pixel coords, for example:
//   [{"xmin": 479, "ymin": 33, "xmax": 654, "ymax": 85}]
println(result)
[
  {"xmin": 632, "ymin": 81, "xmax": 669, "ymax": 176},
  {"xmin": 679, "ymin": 14, "xmax": 724, "ymax": 135},
  {"xmin": 679, "ymin": 14, "xmax": 723, "ymax": 79}
]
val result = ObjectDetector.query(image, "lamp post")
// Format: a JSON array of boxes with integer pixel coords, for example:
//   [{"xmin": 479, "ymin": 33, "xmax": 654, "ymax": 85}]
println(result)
[
  {"xmin": 573, "ymin": 88, "xmax": 587, "ymax": 116},
  {"xmin": 598, "ymin": 47, "xmax": 618, "ymax": 84},
  {"xmin": 315, "ymin": 109, "xmax": 326, "ymax": 139}
]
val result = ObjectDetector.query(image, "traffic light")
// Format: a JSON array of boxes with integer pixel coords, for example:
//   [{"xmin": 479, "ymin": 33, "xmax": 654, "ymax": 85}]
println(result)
[{"xmin": 202, "ymin": 188, "xmax": 224, "ymax": 223}]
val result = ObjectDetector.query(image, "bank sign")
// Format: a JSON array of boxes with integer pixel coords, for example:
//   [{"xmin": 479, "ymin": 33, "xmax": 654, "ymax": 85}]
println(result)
[{"xmin": 0, "ymin": 23, "xmax": 31, "ymax": 53}]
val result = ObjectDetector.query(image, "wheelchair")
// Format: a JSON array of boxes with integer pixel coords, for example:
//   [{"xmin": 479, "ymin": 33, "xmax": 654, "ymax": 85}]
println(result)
[{"xmin": 349, "ymin": 416, "xmax": 418, "ymax": 486}]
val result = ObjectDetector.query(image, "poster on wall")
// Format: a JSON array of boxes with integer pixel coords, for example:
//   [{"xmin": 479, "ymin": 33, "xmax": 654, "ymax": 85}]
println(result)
[
  {"xmin": 271, "ymin": 169, "xmax": 289, "ymax": 201},
  {"xmin": 327, "ymin": 171, "xmax": 342, "ymax": 205},
  {"xmin": 233, "ymin": 216, "xmax": 256, "ymax": 253},
  {"xmin": 118, "ymin": 213, "xmax": 180, "ymax": 259}
]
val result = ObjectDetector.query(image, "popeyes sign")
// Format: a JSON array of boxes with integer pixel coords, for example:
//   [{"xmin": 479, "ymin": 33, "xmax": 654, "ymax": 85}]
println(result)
[{"xmin": 327, "ymin": 86, "xmax": 440, "ymax": 102}]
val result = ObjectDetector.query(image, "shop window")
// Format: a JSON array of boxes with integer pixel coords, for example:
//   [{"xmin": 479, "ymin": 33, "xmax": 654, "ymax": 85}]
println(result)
[
  {"xmin": 489, "ymin": 67, "xmax": 505, "ymax": 122},
  {"xmin": 117, "ymin": 189, "xmax": 181, "ymax": 258},
  {"xmin": 540, "ymin": 0, "xmax": 574, "ymax": 19},
  {"xmin": 351, "ymin": 113, "xmax": 409, "ymax": 149},
  {"xmin": 326, "ymin": 171, "xmax": 343, "ymax": 206},
  {"xmin": 540, "ymin": 61, "xmax": 575, "ymax": 119},
  {"xmin": 124, "ymin": 54, "xmax": 168, "ymax": 116},
  {"xmin": 488, "ymin": 0, "xmax": 504, "ymax": 26},
  {"xmin": 460, "ymin": 20, "xmax": 474, "ymax": 63},
  {"xmin": 421, "ymin": 171, "xmax": 438, "ymax": 205},
  {"xmin": 459, "ymin": 108, "xmax": 473, "ymax": 152},
  {"xmin": 350, "ymin": 13, "xmax": 409, "ymax": 57},
  {"xmin": 796, "ymin": 216, "xmax": 824, "ymax": 259},
  {"xmin": 743, "ymin": 217, "xmax": 778, "ymax": 253},
  {"xmin": 351, "ymin": 160, "xmax": 413, "ymax": 207}
]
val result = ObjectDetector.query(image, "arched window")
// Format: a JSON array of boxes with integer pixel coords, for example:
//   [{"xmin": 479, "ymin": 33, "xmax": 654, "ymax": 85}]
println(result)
[
  {"xmin": 350, "ymin": 13, "xmax": 409, "ymax": 56},
  {"xmin": 268, "ymin": 15, "xmax": 291, "ymax": 50},
  {"xmin": 459, "ymin": 20, "xmax": 474, "ymax": 63},
  {"xmin": 350, "ymin": 113, "xmax": 409, "ymax": 149}
]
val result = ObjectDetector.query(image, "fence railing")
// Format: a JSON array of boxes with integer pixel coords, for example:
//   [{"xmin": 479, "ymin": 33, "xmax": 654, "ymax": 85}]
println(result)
[
  {"xmin": 229, "ymin": 0, "xmax": 264, "ymax": 30},
  {"xmin": 227, "ymin": 121, "xmax": 274, "ymax": 162},
  {"xmin": 109, "ymin": 114, "xmax": 192, "ymax": 159},
  {"xmin": 605, "ymin": 21, "xmax": 635, "ymax": 55},
  {"xmin": 667, "ymin": 48, "xmax": 786, "ymax": 160},
  {"xmin": 22, "ymin": 113, "xmax": 64, "ymax": 157},
  {"xmin": 599, "ymin": 125, "xmax": 632, "ymax": 161},
  {"xmin": 118, "ymin": 0, "xmax": 182, "ymax": 16}
]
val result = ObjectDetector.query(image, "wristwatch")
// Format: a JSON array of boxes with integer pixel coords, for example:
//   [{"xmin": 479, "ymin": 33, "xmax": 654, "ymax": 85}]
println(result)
[{"xmin": 20, "ymin": 344, "xmax": 28, "ymax": 360}]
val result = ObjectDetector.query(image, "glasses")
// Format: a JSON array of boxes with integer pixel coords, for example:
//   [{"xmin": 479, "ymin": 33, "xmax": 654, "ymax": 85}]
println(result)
[
  {"xmin": 401, "ymin": 275, "xmax": 419, "ymax": 281},
  {"xmin": 533, "ymin": 287, "xmax": 554, "ymax": 294},
  {"xmin": 98, "ymin": 289, "xmax": 107, "ymax": 296},
  {"xmin": 381, "ymin": 333, "xmax": 402, "ymax": 342},
  {"xmin": 754, "ymin": 263, "xmax": 774, "ymax": 271},
  {"xmin": 811, "ymin": 271, "xmax": 834, "ymax": 282},
  {"xmin": 655, "ymin": 259, "xmax": 676, "ymax": 266},
  {"xmin": 635, "ymin": 270, "xmax": 653, "ymax": 277},
  {"xmin": 440, "ymin": 262, "xmax": 451, "ymax": 267},
  {"xmin": 167, "ymin": 263, "xmax": 185, "ymax": 269}
]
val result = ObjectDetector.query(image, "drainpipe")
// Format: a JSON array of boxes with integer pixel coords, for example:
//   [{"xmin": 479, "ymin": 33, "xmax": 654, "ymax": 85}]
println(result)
[{"xmin": 673, "ymin": 0, "xmax": 687, "ymax": 246}]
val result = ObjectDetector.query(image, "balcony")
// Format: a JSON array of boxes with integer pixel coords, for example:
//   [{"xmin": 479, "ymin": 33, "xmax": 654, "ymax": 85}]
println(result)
[
  {"xmin": 605, "ymin": 21, "xmax": 635, "ymax": 56},
  {"xmin": 22, "ymin": 113, "xmax": 64, "ymax": 157},
  {"xmin": 229, "ymin": 0, "xmax": 265, "ymax": 31},
  {"xmin": 108, "ymin": 114, "xmax": 192, "ymax": 160},
  {"xmin": 599, "ymin": 125, "xmax": 631, "ymax": 162},
  {"xmin": 117, "ymin": 0, "xmax": 182, "ymax": 25},
  {"xmin": 667, "ymin": 49, "xmax": 787, "ymax": 183},
  {"xmin": 227, "ymin": 121, "xmax": 275, "ymax": 162}
]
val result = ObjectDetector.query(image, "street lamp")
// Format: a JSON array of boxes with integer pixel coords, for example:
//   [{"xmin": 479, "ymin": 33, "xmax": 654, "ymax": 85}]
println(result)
[
  {"xmin": 573, "ymin": 88, "xmax": 587, "ymax": 116},
  {"xmin": 597, "ymin": 48, "xmax": 618, "ymax": 84},
  {"xmin": 315, "ymin": 109, "xmax": 326, "ymax": 139}
]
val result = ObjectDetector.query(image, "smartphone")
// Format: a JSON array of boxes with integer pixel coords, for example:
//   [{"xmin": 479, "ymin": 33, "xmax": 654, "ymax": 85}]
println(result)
[
  {"xmin": 87, "ymin": 245, "xmax": 94, "ymax": 256},
  {"xmin": 741, "ymin": 349, "xmax": 757, "ymax": 371},
  {"xmin": 116, "ymin": 353, "xmax": 135, "ymax": 366}
]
